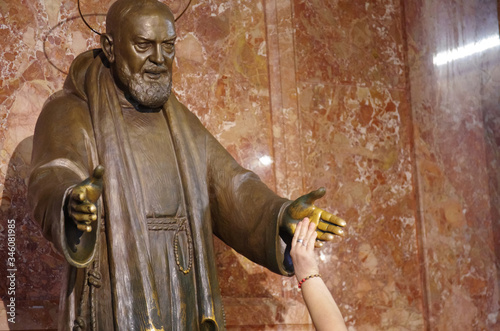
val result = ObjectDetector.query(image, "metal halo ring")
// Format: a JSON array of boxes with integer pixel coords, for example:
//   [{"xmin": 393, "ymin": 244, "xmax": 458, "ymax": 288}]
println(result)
[{"xmin": 77, "ymin": 0, "xmax": 193, "ymax": 36}]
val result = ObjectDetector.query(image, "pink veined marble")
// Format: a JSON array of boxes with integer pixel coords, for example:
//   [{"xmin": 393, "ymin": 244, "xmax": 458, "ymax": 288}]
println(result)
[{"xmin": 0, "ymin": 0, "xmax": 498, "ymax": 329}]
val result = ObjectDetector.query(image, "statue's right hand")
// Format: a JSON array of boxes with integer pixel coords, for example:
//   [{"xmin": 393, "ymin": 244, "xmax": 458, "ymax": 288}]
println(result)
[{"xmin": 68, "ymin": 165, "xmax": 104, "ymax": 233}]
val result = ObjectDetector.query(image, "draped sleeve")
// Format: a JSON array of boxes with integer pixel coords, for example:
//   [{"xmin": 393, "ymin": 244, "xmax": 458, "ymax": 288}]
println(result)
[
  {"xmin": 28, "ymin": 91, "xmax": 100, "ymax": 268},
  {"xmin": 205, "ymin": 128, "xmax": 294, "ymax": 276}
]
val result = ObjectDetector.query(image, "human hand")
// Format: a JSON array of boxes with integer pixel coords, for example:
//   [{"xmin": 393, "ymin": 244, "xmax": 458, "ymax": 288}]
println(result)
[
  {"xmin": 290, "ymin": 218, "xmax": 320, "ymax": 281},
  {"xmin": 282, "ymin": 187, "xmax": 346, "ymax": 247},
  {"xmin": 68, "ymin": 165, "xmax": 104, "ymax": 232}
]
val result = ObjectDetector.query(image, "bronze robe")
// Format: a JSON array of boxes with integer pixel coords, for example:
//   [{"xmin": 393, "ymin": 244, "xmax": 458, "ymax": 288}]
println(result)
[{"xmin": 28, "ymin": 50, "xmax": 293, "ymax": 331}]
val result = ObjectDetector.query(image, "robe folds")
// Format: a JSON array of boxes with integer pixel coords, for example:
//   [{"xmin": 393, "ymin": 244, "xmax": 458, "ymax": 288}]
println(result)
[{"xmin": 28, "ymin": 50, "xmax": 294, "ymax": 331}]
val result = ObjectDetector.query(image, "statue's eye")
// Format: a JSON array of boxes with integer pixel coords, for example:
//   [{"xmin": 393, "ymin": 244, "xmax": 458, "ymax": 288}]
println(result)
[
  {"xmin": 136, "ymin": 42, "xmax": 150, "ymax": 50},
  {"xmin": 163, "ymin": 42, "xmax": 175, "ymax": 52}
]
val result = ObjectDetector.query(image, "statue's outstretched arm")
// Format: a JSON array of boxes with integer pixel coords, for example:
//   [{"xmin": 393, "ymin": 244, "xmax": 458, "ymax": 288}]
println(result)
[{"xmin": 28, "ymin": 94, "xmax": 100, "ymax": 267}]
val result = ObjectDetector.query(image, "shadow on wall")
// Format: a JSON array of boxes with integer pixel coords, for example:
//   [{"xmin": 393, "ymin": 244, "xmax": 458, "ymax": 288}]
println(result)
[
  {"xmin": 0, "ymin": 136, "xmax": 64, "ymax": 330},
  {"xmin": 211, "ymin": 234, "xmax": 316, "ymax": 329},
  {"xmin": 0, "ymin": 137, "xmax": 295, "ymax": 330}
]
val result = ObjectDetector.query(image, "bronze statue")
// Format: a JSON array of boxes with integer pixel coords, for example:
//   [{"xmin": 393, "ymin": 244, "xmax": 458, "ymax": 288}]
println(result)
[{"xmin": 28, "ymin": 0, "xmax": 346, "ymax": 330}]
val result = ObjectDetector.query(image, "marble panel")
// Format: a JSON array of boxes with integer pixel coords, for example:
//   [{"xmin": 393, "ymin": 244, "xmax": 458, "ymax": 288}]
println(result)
[
  {"xmin": 263, "ymin": 0, "xmax": 303, "ymax": 199},
  {"xmin": 404, "ymin": 0, "xmax": 500, "ymax": 329},
  {"xmin": 292, "ymin": 0, "xmax": 406, "ymax": 89},
  {"xmin": 172, "ymin": 0, "xmax": 276, "ymax": 188},
  {"xmin": 290, "ymin": 0, "xmax": 425, "ymax": 329},
  {"xmin": 296, "ymin": 81, "xmax": 424, "ymax": 329}
]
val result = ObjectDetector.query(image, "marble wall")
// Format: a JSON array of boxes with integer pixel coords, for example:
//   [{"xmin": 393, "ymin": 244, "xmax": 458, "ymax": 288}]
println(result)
[
  {"xmin": 404, "ymin": 0, "xmax": 500, "ymax": 329},
  {"xmin": 0, "ymin": 0, "xmax": 498, "ymax": 330}
]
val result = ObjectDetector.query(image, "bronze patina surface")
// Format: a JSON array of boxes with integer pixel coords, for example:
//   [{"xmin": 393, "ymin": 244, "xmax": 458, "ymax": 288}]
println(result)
[{"xmin": 28, "ymin": 0, "xmax": 346, "ymax": 329}]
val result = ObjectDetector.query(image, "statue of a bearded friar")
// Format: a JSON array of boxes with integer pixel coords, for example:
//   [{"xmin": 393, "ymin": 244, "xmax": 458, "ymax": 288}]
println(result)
[{"xmin": 28, "ymin": 0, "xmax": 346, "ymax": 329}]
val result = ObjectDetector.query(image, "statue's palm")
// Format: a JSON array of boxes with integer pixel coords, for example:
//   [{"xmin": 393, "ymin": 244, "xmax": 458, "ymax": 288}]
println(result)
[{"xmin": 283, "ymin": 187, "xmax": 346, "ymax": 246}]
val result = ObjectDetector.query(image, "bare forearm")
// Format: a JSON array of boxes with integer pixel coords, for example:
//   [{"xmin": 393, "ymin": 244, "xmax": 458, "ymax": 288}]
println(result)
[{"xmin": 300, "ymin": 278, "xmax": 347, "ymax": 331}]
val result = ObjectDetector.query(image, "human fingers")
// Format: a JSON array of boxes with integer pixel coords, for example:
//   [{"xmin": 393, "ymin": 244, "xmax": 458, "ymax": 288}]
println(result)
[
  {"xmin": 292, "ymin": 219, "xmax": 303, "ymax": 247},
  {"xmin": 304, "ymin": 221, "xmax": 318, "ymax": 251},
  {"xmin": 296, "ymin": 217, "xmax": 311, "ymax": 247}
]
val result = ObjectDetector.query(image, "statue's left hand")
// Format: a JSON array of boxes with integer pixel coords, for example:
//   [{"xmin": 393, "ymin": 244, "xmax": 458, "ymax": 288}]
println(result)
[{"xmin": 281, "ymin": 187, "xmax": 346, "ymax": 247}]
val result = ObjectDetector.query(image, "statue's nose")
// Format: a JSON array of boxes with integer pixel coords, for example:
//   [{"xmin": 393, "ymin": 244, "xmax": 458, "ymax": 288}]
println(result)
[{"xmin": 150, "ymin": 44, "xmax": 164, "ymax": 64}]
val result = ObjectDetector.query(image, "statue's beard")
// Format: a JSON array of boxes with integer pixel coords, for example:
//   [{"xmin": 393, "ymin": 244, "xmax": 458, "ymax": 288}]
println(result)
[{"xmin": 117, "ymin": 63, "xmax": 172, "ymax": 109}]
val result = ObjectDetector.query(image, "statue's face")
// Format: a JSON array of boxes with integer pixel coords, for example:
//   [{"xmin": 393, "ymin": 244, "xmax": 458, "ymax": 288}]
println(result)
[{"xmin": 113, "ymin": 9, "xmax": 176, "ymax": 108}]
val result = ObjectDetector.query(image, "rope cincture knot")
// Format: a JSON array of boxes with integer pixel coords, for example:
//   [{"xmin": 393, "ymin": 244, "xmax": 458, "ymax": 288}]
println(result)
[
  {"xmin": 298, "ymin": 273, "xmax": 321, "ymax": 289},
  {"xmin": 73, "ymin": 317, "xmax": 86, "ymax": 331},
  {"xmin": 88, "ymin": 269, "xmax": 102, "ymax": 288}
]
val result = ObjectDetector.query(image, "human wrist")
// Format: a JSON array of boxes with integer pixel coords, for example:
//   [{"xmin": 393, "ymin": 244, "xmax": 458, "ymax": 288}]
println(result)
[
  {"xmin": 294, "ymin": 266, "xmax": 320, "ymax": 282},
  {"xmin": 298, "ymin": 273, "xmax": 321, "ymax": 289}
]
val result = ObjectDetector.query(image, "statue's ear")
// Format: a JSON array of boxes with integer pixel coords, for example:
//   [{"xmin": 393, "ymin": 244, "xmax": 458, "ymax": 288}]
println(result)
[{"xmin": 101, "ymin": 34, "xmax": 115, "ymax": 63}]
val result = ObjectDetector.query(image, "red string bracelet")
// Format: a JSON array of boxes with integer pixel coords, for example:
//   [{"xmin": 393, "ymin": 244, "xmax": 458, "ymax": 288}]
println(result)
[{"xmin": 298, "ymin": 274, "xmax": 321, "ymax": 289}]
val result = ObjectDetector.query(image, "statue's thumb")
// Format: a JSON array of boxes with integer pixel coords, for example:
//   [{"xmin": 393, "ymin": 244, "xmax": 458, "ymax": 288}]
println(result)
[
  {"xmin": 91, "ymin": 165, "xmax": 105, "ymax": 182},
  {"xmin": 304, "ymin": 187, "xmax": 326, "ymax": 204},
  {"xmin": 87, "ymin": 165, "xmax": 105, "ymax": 202}
]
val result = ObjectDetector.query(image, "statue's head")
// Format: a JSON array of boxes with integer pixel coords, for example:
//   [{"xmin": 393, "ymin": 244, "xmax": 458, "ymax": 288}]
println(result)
[{"xmin": 101, "ymin": 0, "xmax": 176, "ymax": 109}]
